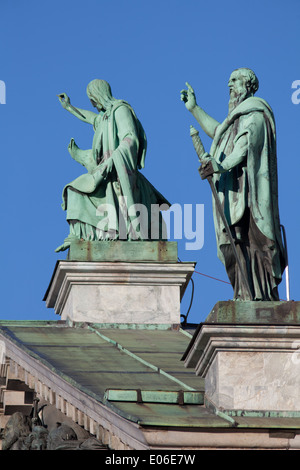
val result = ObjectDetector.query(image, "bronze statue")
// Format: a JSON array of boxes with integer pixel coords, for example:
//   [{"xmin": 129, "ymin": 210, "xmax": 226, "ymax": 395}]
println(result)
[
  {"xmin": 181, "ymin": 68, "xmax": 286, "ymax": 301},
  {"xmin": 56, "ymin": 79, "xmax": 170, "ymax": 252}
]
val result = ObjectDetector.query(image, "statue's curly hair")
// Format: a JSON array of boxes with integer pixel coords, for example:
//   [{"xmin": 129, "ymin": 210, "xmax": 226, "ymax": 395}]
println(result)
[{"xmin": 234, "ymin": 68, "xmax": 259, "ymax": 94}]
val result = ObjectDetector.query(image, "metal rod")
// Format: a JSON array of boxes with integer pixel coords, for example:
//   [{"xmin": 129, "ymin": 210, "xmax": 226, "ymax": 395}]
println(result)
[{"xmin": 281, "ymin": 224, "xmax": 290, "ymax": 301}]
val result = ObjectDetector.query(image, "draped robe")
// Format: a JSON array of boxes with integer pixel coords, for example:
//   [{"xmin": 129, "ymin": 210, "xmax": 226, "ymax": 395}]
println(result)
[
  {"xmin": 61, "ymin": 100, "xmax": 170, "ymax": 242},
  {"xmin": 210, "ymin": 96, "xmax": 286, "ymax": 300}
]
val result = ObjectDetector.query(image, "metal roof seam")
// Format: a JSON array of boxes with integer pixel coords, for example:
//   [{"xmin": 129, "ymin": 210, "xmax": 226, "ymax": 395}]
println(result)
[{"xmin": 85, "ymin": 325, "xmax": 197, "ymax": 392}]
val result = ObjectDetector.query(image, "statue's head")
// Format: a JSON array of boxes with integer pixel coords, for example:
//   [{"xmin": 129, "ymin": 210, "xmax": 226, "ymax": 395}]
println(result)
[
  {"xmin": 86, "ymin": 79, "xmax": 113, "ymax": 111},
  {"xmin": 24, "ymin": 426, "xmax": 49, "ymax": 450},
  {"xmin": 228, "ymin": 68, "xmax": 259, "ymax": 112}
]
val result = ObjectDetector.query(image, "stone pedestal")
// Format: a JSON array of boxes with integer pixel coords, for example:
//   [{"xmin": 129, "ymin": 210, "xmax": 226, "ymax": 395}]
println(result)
[
  {"xmin": 184, "ymin": 301, "xmax": 300, "ymax": 414},
  {"xmin": 67, "ymin": 239, "xmax": 179, "ymax": 263},
  {"xmin": 45, "ymin": 241, "xmax": 195, "ymax": 325}
]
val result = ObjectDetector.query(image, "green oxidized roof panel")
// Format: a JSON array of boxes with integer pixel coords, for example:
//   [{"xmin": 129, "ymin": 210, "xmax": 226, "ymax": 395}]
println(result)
[
  {"xmin": 90, "ymin": 326, "xmax": 203, "ymax": 390},
  {"xmin": 0, "ymin": 322, "xmax": 220, "ymax": 427},
  {"xmin": 114, "ymin": 402, "xmax": 231, "ymax": 427},
  {"xmin": 2, "ymin": 324, "xmax": 200, "ymax": 395},
  {"xmin": 1, "ymin": 321, "xmax": 299, "ymax": 430}
]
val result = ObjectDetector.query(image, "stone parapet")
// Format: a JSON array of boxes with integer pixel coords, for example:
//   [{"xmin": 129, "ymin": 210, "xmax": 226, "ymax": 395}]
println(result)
[{"xmin": 44, "ymin": 258, "xmax": 195, "ymax": 325}]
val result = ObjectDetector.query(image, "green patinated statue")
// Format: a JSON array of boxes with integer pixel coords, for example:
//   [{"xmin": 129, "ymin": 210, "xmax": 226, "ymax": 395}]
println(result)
[
  {"xmin": 55, "ymin": 79, "xmax": 170, "ymax": 252},
  {"xmin": 181, "ymin": 68, "xmax": 286, "ymax": 301}
]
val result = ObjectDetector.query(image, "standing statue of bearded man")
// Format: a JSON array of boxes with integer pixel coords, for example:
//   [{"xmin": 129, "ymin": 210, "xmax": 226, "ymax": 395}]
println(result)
[{"xmin": 181, "ymin": 68, "xmax": 286, "ymax": 301}]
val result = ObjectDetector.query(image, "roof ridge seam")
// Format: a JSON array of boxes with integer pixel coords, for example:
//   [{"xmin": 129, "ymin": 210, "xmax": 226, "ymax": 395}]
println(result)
[{"xmin": 85, "ymin": 325, "xmax": 196, "ymax": 392}]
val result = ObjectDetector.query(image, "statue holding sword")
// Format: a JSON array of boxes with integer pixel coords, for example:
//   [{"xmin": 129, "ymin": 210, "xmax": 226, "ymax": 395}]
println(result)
[{"xmin": 181, "ymin": 68, "xmax": 286, "ymax": 301}]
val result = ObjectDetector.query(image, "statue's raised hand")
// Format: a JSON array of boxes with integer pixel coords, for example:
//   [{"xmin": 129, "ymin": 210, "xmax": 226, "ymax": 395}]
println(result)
[
  {"xmin": 68, "ymin": 138, "xmax": 79, "ymax": 159},
  {"xmin": 180, "ymin": 82, "xmax": 197, "ymax": 111},
  {"xmin": 58, "ymin": 93, "xmax": 71, "ymax": 109}
]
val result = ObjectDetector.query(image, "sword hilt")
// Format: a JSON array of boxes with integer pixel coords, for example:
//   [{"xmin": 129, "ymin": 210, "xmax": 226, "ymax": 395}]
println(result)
[{"xmin": 190, "ymin": 125, "xmax": 205, "ymax": 161}]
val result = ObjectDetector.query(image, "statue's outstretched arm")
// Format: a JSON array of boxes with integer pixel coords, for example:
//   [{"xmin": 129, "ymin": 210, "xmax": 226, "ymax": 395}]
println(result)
[
  {"xmin": 181, "ymin": 82, "xmax": 220, "ymax": 139},
  {"xmin": 58, "ymin": 93, "xmax": 97, "ymax": 125}
]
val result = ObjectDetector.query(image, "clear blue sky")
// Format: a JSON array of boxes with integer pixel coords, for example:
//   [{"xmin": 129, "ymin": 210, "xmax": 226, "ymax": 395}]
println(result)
[{"xmin": 0, "ymin": 0, "xmax": 299, "ymax": 323}]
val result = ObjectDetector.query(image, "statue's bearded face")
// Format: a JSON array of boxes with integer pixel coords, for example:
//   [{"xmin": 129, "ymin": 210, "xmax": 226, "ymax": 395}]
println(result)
[{"xmin": 228, "ymin": 71, "xmax": 248, "ymax": 112}]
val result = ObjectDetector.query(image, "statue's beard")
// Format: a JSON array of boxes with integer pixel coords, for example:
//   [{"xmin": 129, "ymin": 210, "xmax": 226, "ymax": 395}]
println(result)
[{"xmin": 228, "ymin": 87, "xmax": 248, "ymax": 113}]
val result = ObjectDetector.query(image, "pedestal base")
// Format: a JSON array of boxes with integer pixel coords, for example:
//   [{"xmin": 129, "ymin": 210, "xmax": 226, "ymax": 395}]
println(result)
[
  {"xmin": 184, "ymin": 301, "xmax": 300, "ymax": 413},
  {"xmin": 44, "ymin": 259, "xmax": 195, "ymax": 325},
  {"xmin": 67, "ymin": 240, "xmax": 178, "ymax": 263},
  {"xmin": 205, "ymin": 300, "xmax": 300, "ymax": 324}
]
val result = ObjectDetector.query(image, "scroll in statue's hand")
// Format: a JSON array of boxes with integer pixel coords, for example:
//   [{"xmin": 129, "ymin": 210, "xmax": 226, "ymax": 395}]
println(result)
[{"xmin": 98, "ymin": 158, "xmax": 114, "ymax": 179}]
